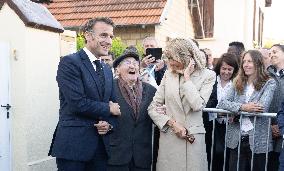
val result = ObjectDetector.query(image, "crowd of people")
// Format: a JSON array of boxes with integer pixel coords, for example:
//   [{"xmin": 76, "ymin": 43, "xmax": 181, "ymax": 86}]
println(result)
[{"xmin": 48, "ymin": 17, "xmax": 284, "ymax": 171}]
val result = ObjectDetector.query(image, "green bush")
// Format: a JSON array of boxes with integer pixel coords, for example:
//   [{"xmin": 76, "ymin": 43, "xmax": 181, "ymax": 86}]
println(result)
[
  {"xmin": 77, "ymin": 34, "xmax": 85, "ymax": 50},
  {"xmin": 76, "ymin": 35, "xmax": 144, "ymax": 59},
  {"xmin": 135, "ymin": 43, "xmax": 144, "ymax": 58},
  {"xmin": 110, "ymin": 37, "xmax": 127, "ymax": 58}
]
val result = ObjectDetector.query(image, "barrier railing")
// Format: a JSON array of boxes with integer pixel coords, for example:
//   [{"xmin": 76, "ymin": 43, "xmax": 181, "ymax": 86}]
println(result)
[{"xmin": 203, "ymin": 108, "xmax": 277, "ymax": 171}]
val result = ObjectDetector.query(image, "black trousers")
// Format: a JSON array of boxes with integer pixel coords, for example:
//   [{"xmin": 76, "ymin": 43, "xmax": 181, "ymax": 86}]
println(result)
[
  {"xmin": 56, "ymin": 137, "xmax": 107, "ymax": 171},
  {"xmin": 107, "ymin": 158, "xmax": 151, "ymax": 171},
  {"xmin": 268, "ymin": 151, "xmax": 280, "ymax": 171},
  {"xmin": 229, "ymin": 136, "xmax": 267, "ymax": 171},
  {"xmin": 205, "ymin": 121, "xmax": 230, "ymax": 171},
  {"xmin": 152, "ymin": 126, "xmax": 160, "ymax": 171}
]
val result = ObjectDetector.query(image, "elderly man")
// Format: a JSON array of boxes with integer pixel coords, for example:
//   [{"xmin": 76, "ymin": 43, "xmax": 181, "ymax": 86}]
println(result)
[{"xmin": 107, "ymin": 52, "xmax": 156, "ymax": 171}]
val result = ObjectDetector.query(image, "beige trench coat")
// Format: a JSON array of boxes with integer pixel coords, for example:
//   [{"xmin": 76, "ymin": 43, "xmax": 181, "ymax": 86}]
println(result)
[{"xmin": 148, "ymin": 69, "xmax": 215, "ymax": 171}]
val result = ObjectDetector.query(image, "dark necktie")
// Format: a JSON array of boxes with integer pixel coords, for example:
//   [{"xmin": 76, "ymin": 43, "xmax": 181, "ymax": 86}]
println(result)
[{"xmin": 94, "ymin": 60, "xmax": 105, "ymax": 95}]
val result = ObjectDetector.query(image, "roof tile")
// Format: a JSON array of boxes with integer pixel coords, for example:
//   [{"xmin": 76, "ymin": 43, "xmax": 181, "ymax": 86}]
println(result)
[{"xmin": 46, "ymin": 0, "xmax": 166, "ymax": 28}]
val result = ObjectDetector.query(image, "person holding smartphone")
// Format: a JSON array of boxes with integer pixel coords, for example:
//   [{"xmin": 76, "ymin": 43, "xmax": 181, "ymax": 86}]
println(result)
[{"xmin": 141, "ymin": 37, "xmax": 166, "ymax": 85}]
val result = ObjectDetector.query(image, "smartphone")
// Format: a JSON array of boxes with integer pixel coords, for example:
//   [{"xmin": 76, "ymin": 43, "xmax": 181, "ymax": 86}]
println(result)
[{"xmin": 146, "ymin": 48, "xmax": 162, "ymax": 61}]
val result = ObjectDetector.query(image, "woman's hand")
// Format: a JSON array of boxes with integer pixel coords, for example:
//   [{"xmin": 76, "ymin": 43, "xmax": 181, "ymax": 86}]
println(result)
[
  {"xmin": 172, "ymin": 122, "xmax": 187, "ymax": 138},
  {"xmin": 240, "ymin": 102, "xmax": 264, "ymax": 113},
  {"xmin": 183, "ymin": 58, "xmax": 196, "ymax": 81}
]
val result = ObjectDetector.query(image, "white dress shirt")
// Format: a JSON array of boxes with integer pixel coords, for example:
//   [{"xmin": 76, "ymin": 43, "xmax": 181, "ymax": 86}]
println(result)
[
  {"xmin": 83, "ymin": 47, "xmax": 100, "ymax": 71},
  {"xmin": 209, "ymin": 76, "xmax": 232, "ymax": 123}
]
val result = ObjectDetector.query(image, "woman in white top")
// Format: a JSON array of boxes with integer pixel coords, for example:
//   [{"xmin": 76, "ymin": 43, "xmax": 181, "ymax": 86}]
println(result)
[
  {"xmin": 217, "ymin": 50, "xmax": 276, "ymax": 171},
  {"xmin": 204, "ymin": 53, "xmax": 239, "ymax": 171}
]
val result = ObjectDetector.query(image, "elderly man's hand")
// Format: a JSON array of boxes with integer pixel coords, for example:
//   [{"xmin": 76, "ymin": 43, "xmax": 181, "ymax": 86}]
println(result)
[
  {"xmin": 155, "ymin": 103, "xmax": 166, "ymax": 115},
  {"xmin": 109, "ymin": 101, "xmax": 121, "ymax": 116}
]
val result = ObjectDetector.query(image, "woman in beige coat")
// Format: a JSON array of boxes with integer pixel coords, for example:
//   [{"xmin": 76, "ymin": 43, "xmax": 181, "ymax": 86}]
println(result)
[{"xmin": 148, "ymin": 38, "xmax": 216, "ymax": 171}]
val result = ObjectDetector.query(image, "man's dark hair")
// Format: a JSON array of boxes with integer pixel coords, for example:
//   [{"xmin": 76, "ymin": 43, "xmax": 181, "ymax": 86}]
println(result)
[
  {"xmin": 228, "ymin": 41, "xmax": 245, "ymax": 52},
  {"xmin": 81, "ymin": 17, "xmax": 115, "ymax": 33},
  {"xmin": 81, "ymin": 17, "xmax": 115, "ymax": 43},
  {"xmin": 271, "ymin": 44, "xmax": 284, "ymax": 53}
]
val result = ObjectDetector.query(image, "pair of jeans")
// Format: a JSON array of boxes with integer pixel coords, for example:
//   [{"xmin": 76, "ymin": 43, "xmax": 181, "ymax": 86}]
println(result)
[{"xmin": 229, "ymin": 136, "xmax": 267, "ymax": 171}]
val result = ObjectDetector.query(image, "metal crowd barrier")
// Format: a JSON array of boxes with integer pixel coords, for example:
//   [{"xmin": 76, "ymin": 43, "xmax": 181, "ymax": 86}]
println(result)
[{"xmin": 203, "ymin": 108, "xmax": 277, "ymax": 171}]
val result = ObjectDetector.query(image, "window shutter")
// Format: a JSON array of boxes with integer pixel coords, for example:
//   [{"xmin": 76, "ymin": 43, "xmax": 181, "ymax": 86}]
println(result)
[
  {"xmin": 203, "ymin": 0, "xmax": 214, "ymax": 38},
  {"xmin": 189, "ymin": 0, "xmax": 214, "ymax": 39}
]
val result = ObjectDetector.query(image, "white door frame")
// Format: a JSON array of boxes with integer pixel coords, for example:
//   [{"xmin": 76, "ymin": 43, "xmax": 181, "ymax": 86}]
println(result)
[{"xmin": 0, "ymin": 41, "xmax": 11, "ymax": 171}]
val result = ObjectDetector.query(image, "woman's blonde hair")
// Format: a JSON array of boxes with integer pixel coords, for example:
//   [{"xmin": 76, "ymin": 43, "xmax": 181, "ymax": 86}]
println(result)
[{"xmin": 164, "ymin": 38, "xmax": 206, "ymax": 70}]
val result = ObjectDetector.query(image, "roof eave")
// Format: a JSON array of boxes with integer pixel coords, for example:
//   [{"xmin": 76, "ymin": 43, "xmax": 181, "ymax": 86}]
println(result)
[
  {"xmin": 4, "ymin": 0, "xmax": 64, "ymax": 33},
  {"xmin": 26, "ymin": 22, "xmax": 64, "ymax": 33}
]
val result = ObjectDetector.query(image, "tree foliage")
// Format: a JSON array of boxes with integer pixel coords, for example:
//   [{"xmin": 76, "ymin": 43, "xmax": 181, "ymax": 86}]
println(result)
[
  {"xmin": 110, "ymin": 37, "xmax": 127, "ymax": 58},
  {"xmin": 76, "ymin": 35, "xmax": 143, "ymax": 59},
  {"xmin": 76, "ymin": 34, "xmax": 85, "ymax": 50}
]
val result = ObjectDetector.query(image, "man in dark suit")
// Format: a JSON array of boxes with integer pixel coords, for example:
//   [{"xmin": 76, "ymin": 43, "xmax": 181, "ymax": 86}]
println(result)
[{"xmin": 49, "ymin": 17, "xmax": 121, "ymax": 171}]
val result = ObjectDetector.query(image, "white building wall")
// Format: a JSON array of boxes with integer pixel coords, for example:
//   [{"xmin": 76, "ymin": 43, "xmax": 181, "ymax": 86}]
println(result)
[
  {"xmin": 60, "ymin": 30, "xmax": 77, "ymax": 57},
  {"xmin": 0, "ymin": 4, "xmax": 29, "ymax": 171},
  {"xmin": 155, "ymin": 0, "xmax": 194, "ymax": 48},
  {"xmin": 25, "ymin": 27, "xmax": 59, "ymax": 171},
  {"xmin": 198, "ymin": 0, "xmax": 255, "ymax": 58},
  {"xmin": 0, "ymin": 3, "xmax": 60, "ymax": 171}
]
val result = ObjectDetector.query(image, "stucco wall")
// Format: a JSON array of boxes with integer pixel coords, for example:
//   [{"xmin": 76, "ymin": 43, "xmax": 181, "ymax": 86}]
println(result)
[
  {"xmin": 0, "ymin": 4, "xmax": 59, "ymax": 171},
  {"xmin": 115, "ymin": 26, "xmax": 155, "ymax": 46},
  {"xmin": 0, "ymin": 4, "xmax": 29, "ymax": 171},
  {"xmin": 25, "ymin": 27, "xmax": 59, "ymax": 171},
  {"xmin": 198, "ymin": 0, "xmax": 266, "ymax": 58},
  {"xmin": 155, "ymin": 0, "xmax": 194, "ymax": 48},
  {"xmin": 60, "ymin": 30, "xmax": 77, "ymax": 57},
  {"xmin": 197, "ymin": 0, "xmax": 247, "ymax": 58}
]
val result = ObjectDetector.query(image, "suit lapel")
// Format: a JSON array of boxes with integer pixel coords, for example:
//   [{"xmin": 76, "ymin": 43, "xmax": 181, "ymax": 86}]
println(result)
[{"xmin": 79, "ymin": 50, "xmax": 103, "ymax": 98}]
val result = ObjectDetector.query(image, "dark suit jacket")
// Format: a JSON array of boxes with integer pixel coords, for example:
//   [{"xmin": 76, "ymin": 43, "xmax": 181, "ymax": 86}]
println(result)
[
  {"xmin": 203, "ymin": 80, "xmax": 218, "ymax": 127},
  {"xmin": 108, "ymin": 80, "xmax": 156, "ymax": 168},
  {"xmin": 49, "ymin": 49, "xmax": 117, "ymax": 161}
]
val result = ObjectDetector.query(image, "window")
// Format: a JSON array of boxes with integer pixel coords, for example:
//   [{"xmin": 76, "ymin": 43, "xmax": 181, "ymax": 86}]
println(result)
[{"xmin": 188, "ymin": 0, "xmax": 214, "ymax": 39}]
